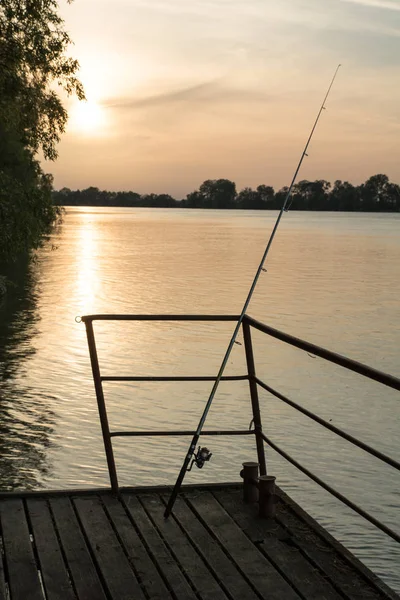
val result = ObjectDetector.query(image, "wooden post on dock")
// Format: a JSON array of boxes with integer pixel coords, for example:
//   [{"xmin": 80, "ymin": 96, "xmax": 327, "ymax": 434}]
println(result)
[
  {"xmin": 241, "ymin": 461, "xmax": 259, "ymax": 503},
  {"xmin": 259, "ymin": 475, "xmax": 276, "ymax": 518}
]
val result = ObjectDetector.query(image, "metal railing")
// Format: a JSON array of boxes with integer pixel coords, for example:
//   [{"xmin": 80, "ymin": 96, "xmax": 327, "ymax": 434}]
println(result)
[{"xmin": 82, "ymin": 313, "xmax": 400, "ymax": 544}]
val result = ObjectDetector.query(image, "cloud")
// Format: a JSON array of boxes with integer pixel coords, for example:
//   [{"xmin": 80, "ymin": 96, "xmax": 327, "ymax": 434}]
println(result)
[
  {"xmin": 103, "ymin": 80, "xmax": 272, "ymax": 111},
  {"xmin": 57, "ymin": 0, "xmax": 400, "ymax": 193},
  {"xmin": 340, "ymin": 0, "xmax": 400, "ymax": 11}
]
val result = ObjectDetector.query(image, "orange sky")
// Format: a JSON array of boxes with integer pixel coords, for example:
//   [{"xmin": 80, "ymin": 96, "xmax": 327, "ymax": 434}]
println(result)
[{"xmin": 52, "ymin": 0, "xmax": 400, "ymax": 197}]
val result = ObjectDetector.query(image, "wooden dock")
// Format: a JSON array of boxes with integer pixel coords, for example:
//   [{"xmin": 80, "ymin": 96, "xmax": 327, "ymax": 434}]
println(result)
[{"xmin": 0, "ymin": 484, "xmax": 397, "ymax": 600}]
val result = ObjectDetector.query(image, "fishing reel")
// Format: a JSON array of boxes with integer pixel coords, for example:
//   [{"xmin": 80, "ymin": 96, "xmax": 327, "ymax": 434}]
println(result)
[{"xmin": 187, "ymin": 446, "xmax": 212, "ymax": 471}]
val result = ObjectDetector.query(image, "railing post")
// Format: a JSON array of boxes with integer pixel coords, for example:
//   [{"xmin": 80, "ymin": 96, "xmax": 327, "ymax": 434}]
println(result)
[
  {"xmin": 242, "ymin": 316, "xmax": 267, "ymax": 476},
  {"xmin": 84, "ymin": 320, "xmax": 119, "ymax": 494}
]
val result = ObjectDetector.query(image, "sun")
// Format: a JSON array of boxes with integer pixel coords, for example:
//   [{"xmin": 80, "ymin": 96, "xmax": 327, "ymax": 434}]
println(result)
[{"xmin": 69, "ymin": 99, "xmax": 108, "ymax": 136}]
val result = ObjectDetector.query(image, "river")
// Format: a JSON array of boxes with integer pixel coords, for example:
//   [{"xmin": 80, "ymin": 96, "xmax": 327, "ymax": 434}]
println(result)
[{"xmin": 0, "ymin": 207, "xmax": 399, "ymax": 591}]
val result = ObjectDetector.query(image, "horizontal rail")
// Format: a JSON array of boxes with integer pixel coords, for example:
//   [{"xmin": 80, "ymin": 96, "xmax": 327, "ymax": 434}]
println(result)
[
  {"xmin": 101, "ymin": 375, "xmax": 248, "ymax": 382},
  {"xmin": 260, "ymin": 432, "xmax": 400, "ymax": 544},
  {"xmin": 81, "ymin": 310, "xmax": 400, "ymax": 544},
  {"xmin": 81, "ymin": 314, "xmax": 241, "ymax": 322},
  {"xmin": 255, "ymin": 377, "xmax": 400, "ymax": 472},
  {"xmin": 245, "ymin": 315, "xmax": 400, "ymax": 392},
  {"xmin": 110, "ymin": 429, "xmax": 255, "ymax": 438}
]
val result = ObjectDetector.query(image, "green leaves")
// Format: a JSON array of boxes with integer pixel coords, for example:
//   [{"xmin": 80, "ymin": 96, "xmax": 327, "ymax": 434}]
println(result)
[
  {"xmin": 0, "ymin": 0, "xmax": 85, "ymax": 160},
  {"xmin": 0, "ymin": 0, "xmax": 84, "ymax": 264},
  {"xmin": 0, "ymin": 123, "xmax": 57, "ymax": 261}
]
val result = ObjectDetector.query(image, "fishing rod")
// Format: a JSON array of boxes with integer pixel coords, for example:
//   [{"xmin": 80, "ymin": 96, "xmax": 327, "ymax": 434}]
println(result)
[{"xmin": 164, "ymin": 64, "xmax": 341, "ymax": 518}]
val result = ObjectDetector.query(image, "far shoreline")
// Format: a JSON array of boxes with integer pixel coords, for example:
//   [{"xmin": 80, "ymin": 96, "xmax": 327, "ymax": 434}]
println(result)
[{"xmin": 60, "ymin": 204, "xmax": 400, "ymax": 213}]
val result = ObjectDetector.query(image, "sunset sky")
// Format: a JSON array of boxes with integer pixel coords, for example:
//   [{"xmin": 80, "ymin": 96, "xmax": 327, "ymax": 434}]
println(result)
[{"xmin": 54, "ymin": 0, "xmax": 400, "ymax": 197}]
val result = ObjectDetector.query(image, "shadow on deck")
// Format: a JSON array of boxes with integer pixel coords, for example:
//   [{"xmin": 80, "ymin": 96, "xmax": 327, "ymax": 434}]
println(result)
[{"xmin": 0, "ymin": 484, "xmax": 398, "ymax": 600}]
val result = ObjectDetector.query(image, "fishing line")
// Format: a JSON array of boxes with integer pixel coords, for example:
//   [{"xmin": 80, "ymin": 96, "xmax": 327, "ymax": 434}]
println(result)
[{"xmin": 164, "ymin": 64, "xmax": 341, "ymax": 518}]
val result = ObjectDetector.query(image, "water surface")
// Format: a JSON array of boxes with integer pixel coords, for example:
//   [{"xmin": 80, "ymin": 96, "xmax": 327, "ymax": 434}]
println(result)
[{"xmin": 0, "ymin": 208, "xmax": 399, "ymax": 590}]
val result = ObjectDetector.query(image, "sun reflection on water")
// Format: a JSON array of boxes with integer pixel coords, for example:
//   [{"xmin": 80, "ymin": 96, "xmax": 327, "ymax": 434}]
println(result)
[{"xmin": 76, "ymin": 216, "xmax": 99, "ymax": 315}]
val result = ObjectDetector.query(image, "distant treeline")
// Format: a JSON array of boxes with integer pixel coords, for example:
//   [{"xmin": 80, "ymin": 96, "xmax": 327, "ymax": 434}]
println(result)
[{"xmin": 54, "ymin": 174, "xmax": 400, "ymax": 212}]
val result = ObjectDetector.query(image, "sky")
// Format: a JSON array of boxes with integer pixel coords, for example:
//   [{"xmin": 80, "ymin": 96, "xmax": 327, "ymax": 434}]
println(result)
[{"xmin": 53, "ymin": 0, "xmax": 400, "ymax": 197}]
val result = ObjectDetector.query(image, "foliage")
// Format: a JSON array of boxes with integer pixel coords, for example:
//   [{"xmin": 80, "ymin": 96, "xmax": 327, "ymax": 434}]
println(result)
[
  {"xmin": 0, "ymin": 0, "xmax": 84, "ymax": 264},
  {"xmin": 0, "ymin": 123, "xmax": 58, "ymax": 262},
  {"xmin": 0, "ymin": 0, "xmax": 84, "ymax": 160},
  {"xmin": 289, "ymin": 180, "xmax": 331, "ymax": 211},
  {"xmin": 237, "ymin": 185, "xmax": 275, "ymax": 209},
  {"xmin": 186, "ymin": 179, "xmax": 237, "ymax": 209},
  {"xmin": 54, "ymin": 187, "xmax": 176, "ymax": 208},
  {"xmin": 358, "ymin": 174, "xmax": 400, "ymax": 212},
  {"xmin": 54, "ymin": 175, "xmax": 400, "ymax": 212},
  {"xmin": 328, "ymin": 180, "xmax": 360, "ymax": 211}
]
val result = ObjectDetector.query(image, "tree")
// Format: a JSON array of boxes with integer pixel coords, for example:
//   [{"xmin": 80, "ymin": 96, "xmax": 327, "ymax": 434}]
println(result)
[
  {"xmin": 329, "ymin": 180, "xmax": 360, "ymax": 211},
  {"xmin": 0, "ymin": 0, "xmax": 84, "ymax": 160},
  {"xmin": 236, "ymin": 186, "xmax": 275, "ymax": 210},
  {"xmin": 236, "ymin": 187, "xmax": 259, "ymax": 209},
  {"xmin": 51, "ymin": 176, "xmax": 400, "ymax": 212},
  {"xmin": 0, "ymin": 122, "xmax": 56, "ymax": 262},
  {"xmin": 184, "ymin": 190, "xmax": 204, "ymax": 208},
  {"xmin": 290, "ymin": 180, "xmax": 331, "ymax": 210},
  {"xmin": 257, "ymin": 185, "xmax": 276, "ymax": 209},
  {"xmin": 141, "ymin": 193, "xmax": 177, "ymax": 208},
  {"xmin": 198, "ymin": 179, "xmax": 237, "ymax": 209},
  {"xmin": 183, "ymin": 180, "xmax": 237, "ymax": 209},
  {"xmin": 117, "ymin": 191, "xmax": 141, "ymax": 207},
  {"xmin": 274, "ymin": 186, "xmax": 289, "ymax": 208},
  {"xmin": 0, "ymin": 0, "xmax": 84, "ymax": 264},
  {"xmin": 358, "ymin": 174, "xmax": 400, "ymax": 212}
]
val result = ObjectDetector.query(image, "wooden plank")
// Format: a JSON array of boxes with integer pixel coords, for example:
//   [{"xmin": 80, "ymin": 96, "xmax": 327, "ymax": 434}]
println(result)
[
  {"xmin": 214, "ymin": 488, "xmax": 342, "ymax": 600},
  {"xmin": 276, "ymin": 488, "xmax": 399, "ymax": 600},
  {"xmin": 0, "ymin": 487, "xmax": 112, "ymax": 500},
  {"xmin": 275, "ymin": 494, "xmax": 384, "ymax": 600},
  {"xmin": 0, "ymin": 483, "xmax": 242, "ymax": 500},
  {"xmin": 163, "ymin": 494, "xmax": 259, "ymax": 600},
  {"xmin": 0, "ymin": 536, "xmax": 7, "ymax": 600},
  {"xmin": 123, "ymin": 493, "xmax": 198, "ymax": 600},
  {"xmin": 0, "ymin": 499, "xmax": 43, "ymax": 600},
  {"xmin": 50, "ymin": 496, "xmax": 107, "ymax": 600},
  {"xmin": 73, "ymin": 495, "xmax": 146, "ymax": 600},
  {"xmin": 102, "ymin": 494, "xmax": 173, "ymax": 600},
  {"xmin": 27, "ymin": 498, "xmax": 76, "ymax": 600},
  {"xmin": 142, "ymin": 493, "xmax": 227, "ymax": 600},
  {"xmin": 185, "ymin": 490, "xmax": 301, "ymax": 600}
]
